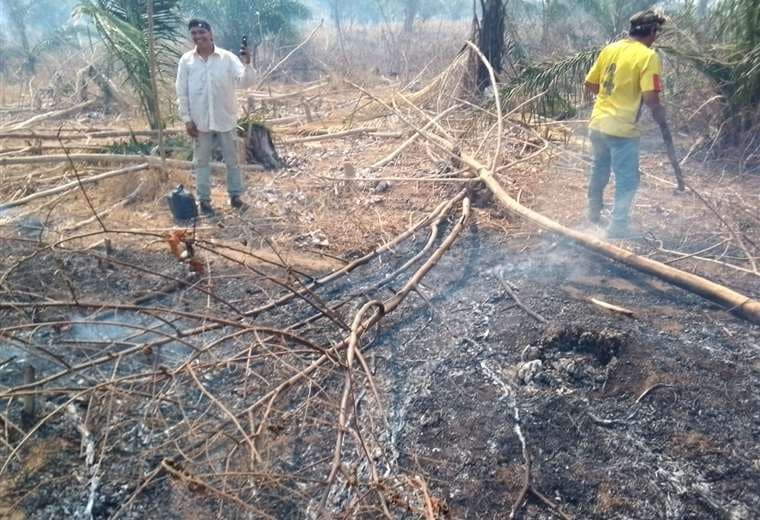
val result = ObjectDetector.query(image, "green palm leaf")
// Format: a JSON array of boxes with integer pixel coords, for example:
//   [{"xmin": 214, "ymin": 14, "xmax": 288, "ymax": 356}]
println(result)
[
  {"xmin": 500, "ymin": 48, "xmax": 601, "ymax": 119},
  {"xmin": 75, "ymin": 0, "xmax": 182, "ymax": 129}
]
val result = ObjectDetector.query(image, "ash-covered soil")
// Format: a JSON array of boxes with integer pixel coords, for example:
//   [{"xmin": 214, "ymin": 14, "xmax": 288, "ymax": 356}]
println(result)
[
  {"xmin": 368, "ymin": 229, "xmax": 760, "ymax": 519},
  {"xmin": 1, "ymin": 219, "xmax": 759, "ymax": 519}
]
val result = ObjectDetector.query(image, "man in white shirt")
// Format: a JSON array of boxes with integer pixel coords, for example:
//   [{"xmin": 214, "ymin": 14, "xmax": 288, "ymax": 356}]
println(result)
[{"xmin": 175, "ymin": 19, "xmax": 256, "ymax": 216}]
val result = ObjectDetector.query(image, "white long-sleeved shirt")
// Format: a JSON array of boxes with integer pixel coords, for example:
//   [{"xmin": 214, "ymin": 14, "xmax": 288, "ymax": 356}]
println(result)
[{"xmin": 175, "ymin": 46, "xmax": 256, "ymax": 133}]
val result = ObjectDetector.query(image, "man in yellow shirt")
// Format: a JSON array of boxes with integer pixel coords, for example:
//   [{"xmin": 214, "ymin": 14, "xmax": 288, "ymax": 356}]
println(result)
[{"xmin": 584, "ymin": 10, "xmax": 684, "ymax": 238}]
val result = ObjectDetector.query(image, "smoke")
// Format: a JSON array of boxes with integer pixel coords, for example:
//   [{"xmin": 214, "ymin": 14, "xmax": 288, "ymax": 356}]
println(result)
[
  {"xmin": 0, "ymin": 0, "xmax": 79, "ymax": 43},
  {"xmin": 300, "ymin": 0, "xmax": 472, "ymax": 25}
]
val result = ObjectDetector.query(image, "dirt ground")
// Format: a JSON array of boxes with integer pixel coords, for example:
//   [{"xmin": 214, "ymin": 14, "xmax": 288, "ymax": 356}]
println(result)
[{"xmin": 1, "ymin": 84, "xmax": 759, "ymax": 519}]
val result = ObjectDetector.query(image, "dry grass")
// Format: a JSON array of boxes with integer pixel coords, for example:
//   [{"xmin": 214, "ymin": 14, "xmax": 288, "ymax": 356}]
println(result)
[{"xmin": 301, "ymin": 21, "xmax": 470, "ymax": 84}]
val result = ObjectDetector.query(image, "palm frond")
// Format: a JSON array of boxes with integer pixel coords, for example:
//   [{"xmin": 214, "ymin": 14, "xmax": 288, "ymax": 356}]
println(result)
[
  {"xmin": 500, "ymin": 48, "xmax": 601, "ymax": 119},
  {"xmin": 713, "ymin": 0, "xmax": 760, "ymax": 46},
  {"xmin": 75, "ymin": 0, "xmax": 182, "ymax": 129},
  {"xmin": 660, "ymin": 0, "xmax": 760, "ymax": 132}
]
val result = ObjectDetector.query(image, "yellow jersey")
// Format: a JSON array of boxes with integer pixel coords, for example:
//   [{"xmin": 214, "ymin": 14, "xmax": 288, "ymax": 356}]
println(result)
[{"xmin": 585, "ymin": 39, "xmax": 662, "ymax": 138}]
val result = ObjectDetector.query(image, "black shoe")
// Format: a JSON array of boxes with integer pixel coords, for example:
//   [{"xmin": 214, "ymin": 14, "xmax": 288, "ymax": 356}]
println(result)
[
  {"xmin": 199, "ymin": 201, "xmax": 216, "ymax": 217},
  {"xmin": 230, "ymin": 196, "xmax": 248, "ymax": 212}
]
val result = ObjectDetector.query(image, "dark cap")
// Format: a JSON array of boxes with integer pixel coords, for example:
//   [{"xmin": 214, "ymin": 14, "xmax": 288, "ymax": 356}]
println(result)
[
  {"xmin": 188, "ymin": 19, "xmax": 212, "ymax": 32},
  {"xmin": 629, "ymin": 9, "xmax": 666, "ymax": 32}
]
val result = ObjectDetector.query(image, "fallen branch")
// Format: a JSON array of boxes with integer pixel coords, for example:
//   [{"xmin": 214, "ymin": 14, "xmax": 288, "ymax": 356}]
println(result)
[
  {"xmin": 68, "ymin": 404, "xmax": 100, "ymax": 519},
  {"xmin": 282, "ymin": 128, "xmax": 369, "ymax": 144},
  {"xmin": 509, "ymin": 407, "xmax": 574, "ymax": 520},
  {"xmin": 589, "ymin": 298, "xmax": 636, "ymax": 317},
  {"xmin": 0, "ymin": 153, "xmax": 263, "ymax": 172},
  {"xmin": 8, "ymin": 100, "xmax": 98, "ymax": 130},
  {"xmin": 358, "ymin": 53, "xmax": 760, "ymax": 323},
  {"xmin": 414, "ymin": 475, "xmax": 438, "ymax": 520},
  {"xmin": 635, "ymin": 383, "xmax": 675, "ymax": 404},
  {"xmin": 318, "ymin": 174, "xmax": 473, "ymax": 183},
  {"xmin": 0, "ymin": 164, "xmax": 149, "ymax": 210},
  {"xmin": 61, "ymin": 180, "xmax": 145, "ymax": 232},
  {"xmin": 323, "ymin": 300, "xmax": 385, "ymax": 509},
  {"xmin": 648, "ymin": 239, "xmax": 760, "ymax": 277},
  {"xmin": 494, "ymin": 271, "xmax": 548, "ymax": 324},
  {"xmin": 479, "ymin": 363, "xmax": 573, "ymax": 520},
  {"xmin": 0, "ymin": 129, "xmax": 183, "ymax": 140},
  {"xmin": 661, "ymin": 239, "xmax": 731, "ymax": 265},
  {"xmin": 474, "ymin": 145, "xmax": 760, "ymax": 322},
  {"xmin": 254, "ymin": 21, "xmax": 323, "ymax": 90},
  {"xmin": 371, "ymin": 105, "xmax": 460, "ymax": 169},
  {"xmin": 687, "ymin": 184, "xmax": 758, "ymax": 274},
  {"xmin": 248, "ymin": 80, "xmax": 329, "ymax": 101},
  {"xmin": 185, "ymin": 194, "xmax": 471, "ymax": 462},
  {"xmin": 160, "ymin": 460, "xmax": 277, "ymax": 519},
  {"xmin": 0, "ymin": 195, "xmax": 463, "ymax": 396},
  {"xmin": 187, "ymin": 365, "xmax": 261, "ymax": 464}
]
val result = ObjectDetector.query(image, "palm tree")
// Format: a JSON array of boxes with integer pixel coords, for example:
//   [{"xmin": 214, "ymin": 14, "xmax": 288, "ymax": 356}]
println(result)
[{"xmin": 74, "ymin": 0, "xmax": 182, "ymax": 129}]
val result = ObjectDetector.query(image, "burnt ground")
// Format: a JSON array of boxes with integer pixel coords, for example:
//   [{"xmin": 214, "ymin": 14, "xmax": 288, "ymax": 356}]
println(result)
[
  {"xmin": 5, "ymin": 221, "xmax": 758, "ymax": 519},
  {"xmin": 367, "ymin": 229, "xmax": 760, "ymax": 519}
]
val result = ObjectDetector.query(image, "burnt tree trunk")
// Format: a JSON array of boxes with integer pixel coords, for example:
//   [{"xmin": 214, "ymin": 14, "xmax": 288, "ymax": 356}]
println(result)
[
  {"xmin": 476, "ymin": 0, "xmax": 506, "ymax": 91},
  {"xmin": 245, "ymin": 124, "xmax": 281, "ymax": 170}
]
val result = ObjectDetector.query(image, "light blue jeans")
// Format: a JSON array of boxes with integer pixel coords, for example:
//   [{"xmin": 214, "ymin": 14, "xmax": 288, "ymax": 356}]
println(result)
[
  {"xmin": 193, "ymin": 131, "xmax": 243, "ymax": 203},
  {"xmin": 588, "ymin": 130, "xmax": 640, "ymax": 229}
]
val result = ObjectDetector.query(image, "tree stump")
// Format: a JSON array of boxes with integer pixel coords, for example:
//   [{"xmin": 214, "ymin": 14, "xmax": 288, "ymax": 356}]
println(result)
[{"xmin": 243, "ymin": 123, "xmax": 282, "ymax": 170}]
